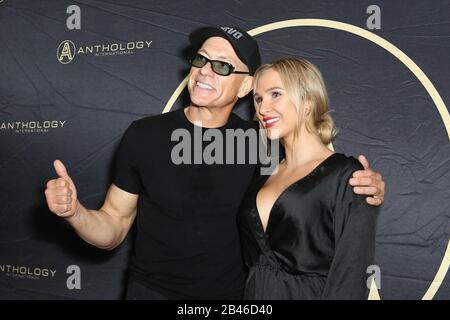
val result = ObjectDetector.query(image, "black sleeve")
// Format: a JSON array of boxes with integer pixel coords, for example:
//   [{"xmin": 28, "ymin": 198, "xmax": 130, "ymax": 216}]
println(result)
[
  {"xmin": 112, "ymin": 122, "xmax": 141, "ymax": 194},
  {"xmin": 322, "ymin": 160, "xmax": 379, "ymax": 300}
]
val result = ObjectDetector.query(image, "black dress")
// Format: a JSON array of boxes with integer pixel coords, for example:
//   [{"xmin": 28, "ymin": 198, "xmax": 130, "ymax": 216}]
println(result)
[{"xmin": 237, "ymin": 153, "xmax": 379, "ymax": 299}]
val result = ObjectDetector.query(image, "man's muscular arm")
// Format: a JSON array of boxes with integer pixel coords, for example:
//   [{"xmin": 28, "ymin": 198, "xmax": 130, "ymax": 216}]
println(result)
[{"xmin": 45, "ymin": 160, "xmax": 138, "ymax": 250}]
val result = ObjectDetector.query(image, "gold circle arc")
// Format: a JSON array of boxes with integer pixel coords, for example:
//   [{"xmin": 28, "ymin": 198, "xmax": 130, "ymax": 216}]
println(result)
[{"xmin": 162, "ymin": 19, "xmax": 450, "ymax": 300}]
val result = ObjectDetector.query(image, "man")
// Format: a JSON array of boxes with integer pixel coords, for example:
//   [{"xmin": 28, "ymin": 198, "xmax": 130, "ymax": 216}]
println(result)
[{"xmin": 44, "ymin": 26, "xmax": 385, "ymax": 299}]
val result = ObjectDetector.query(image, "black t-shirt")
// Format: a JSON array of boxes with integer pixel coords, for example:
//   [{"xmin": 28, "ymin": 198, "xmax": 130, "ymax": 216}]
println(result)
[{"xmin": 113, "ymin": 108, "xmax": 259, "ymax": 299}]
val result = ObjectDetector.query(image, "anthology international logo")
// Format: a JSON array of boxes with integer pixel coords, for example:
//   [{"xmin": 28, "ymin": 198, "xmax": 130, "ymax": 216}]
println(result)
[
  {"xmin": 57, "ymin": 39, "xmax": 153, "ymax": 64},
  {"xmin": 57, "ymin": 40, "xmax": 76, "ymax": 64},
  {"xmin": 0, "ymin": 264, "xmax": 57, "ymax": 281},
  {"xmin": 0, "ymin": 120, "xmax": 67, "ymax": 134}
]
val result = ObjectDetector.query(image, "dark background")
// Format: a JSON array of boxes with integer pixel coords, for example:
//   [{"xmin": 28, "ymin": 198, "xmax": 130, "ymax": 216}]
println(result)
[{"xmin": 0, "ymin": 0, "xmax": 449, "ymax": 299}]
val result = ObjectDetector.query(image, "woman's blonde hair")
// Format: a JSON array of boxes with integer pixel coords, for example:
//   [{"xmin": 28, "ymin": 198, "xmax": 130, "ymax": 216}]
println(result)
[{"xmin": 253, "ymin": 57, "xmax": 337, "ymax": 145}]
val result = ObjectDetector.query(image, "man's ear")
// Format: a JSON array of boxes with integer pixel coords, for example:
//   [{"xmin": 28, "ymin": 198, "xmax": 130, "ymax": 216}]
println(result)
[{"xmin": 237, "ymin": 76, "xmax": 254, "ymax": 98}]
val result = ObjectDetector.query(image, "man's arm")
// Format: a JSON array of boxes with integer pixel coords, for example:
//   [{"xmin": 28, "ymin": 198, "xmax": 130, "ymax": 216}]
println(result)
[
  {"xmin": 45, "ymin": 160, "xmax": 138, "ymax": 250},
  {"xmin": 349, "ymin": 155, "xmax": 386, "ymax": 206}
]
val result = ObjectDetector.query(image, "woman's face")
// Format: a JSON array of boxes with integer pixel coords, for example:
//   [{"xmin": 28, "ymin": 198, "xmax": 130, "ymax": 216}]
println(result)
[{"xmin": 253, "ymin": 68, "xmax": 301, "ymax": 141}]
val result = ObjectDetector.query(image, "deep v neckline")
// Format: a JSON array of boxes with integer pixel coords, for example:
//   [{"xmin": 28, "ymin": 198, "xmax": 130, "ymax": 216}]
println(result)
[{"xmin": 255, "ymin": 153, "xmax": 337, "ymax": 235}]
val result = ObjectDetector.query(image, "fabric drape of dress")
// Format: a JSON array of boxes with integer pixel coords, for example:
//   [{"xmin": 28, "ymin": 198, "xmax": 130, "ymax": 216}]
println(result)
[{"xmin": 238, "ymin": 153, "xmax": 379, "ymax": 300}]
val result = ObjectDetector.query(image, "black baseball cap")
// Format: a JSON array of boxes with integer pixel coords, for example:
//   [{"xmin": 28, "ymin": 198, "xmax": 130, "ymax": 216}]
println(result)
[{"xmin": 189, "ymin": 26, "xmax": 261, "ymax": 75}]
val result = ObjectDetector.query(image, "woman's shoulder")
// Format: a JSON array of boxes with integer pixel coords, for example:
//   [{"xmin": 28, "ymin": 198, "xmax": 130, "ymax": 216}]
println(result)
[{"xmin": 327, "ymin": 153, "xmax": 364, "ymax": 174}]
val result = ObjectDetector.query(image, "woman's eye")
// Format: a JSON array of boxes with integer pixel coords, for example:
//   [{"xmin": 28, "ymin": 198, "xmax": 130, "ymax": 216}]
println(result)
[
  {"xmin": 254, "ymin": 96, "xmax": 262, "ymax": 104},
  {"xmin": 272, "ymin": 91, "xmax": 281, "ymax": 98}
]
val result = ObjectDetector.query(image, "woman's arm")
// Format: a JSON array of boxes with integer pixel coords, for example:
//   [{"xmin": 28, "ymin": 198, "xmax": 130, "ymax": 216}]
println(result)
[{"xmin": 322, "ymin": 161, "xmax": 380, "ymax": 299}]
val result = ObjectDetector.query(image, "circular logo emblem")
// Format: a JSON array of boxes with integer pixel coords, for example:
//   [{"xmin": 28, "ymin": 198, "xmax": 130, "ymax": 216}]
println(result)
[{"xmin": 57, "ymin": 40, "xmax": 76, "ymax": 64}]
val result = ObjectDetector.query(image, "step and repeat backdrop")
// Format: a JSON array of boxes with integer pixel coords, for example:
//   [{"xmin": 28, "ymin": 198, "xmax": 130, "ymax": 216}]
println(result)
[{"xmin": 0, "ymin": 0, "xmax": 449, "ymax": 299}]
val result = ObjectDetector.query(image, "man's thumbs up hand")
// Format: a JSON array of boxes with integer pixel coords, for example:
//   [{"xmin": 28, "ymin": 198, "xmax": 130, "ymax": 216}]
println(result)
[{"xmin": 45, "ymin": 160, "xmax": 79, "ymax": 218}]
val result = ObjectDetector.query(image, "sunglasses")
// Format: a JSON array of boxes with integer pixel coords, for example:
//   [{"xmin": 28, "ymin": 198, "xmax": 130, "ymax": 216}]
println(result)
[{"xmin": 189, "ymin": 53, "xmax": 250, "ymax": 76}]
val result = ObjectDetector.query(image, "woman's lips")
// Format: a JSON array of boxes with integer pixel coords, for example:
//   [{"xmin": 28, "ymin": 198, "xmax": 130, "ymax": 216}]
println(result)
[{"xmin": 263, "ymin": 116, "xmax": 280, "ymax": 128}]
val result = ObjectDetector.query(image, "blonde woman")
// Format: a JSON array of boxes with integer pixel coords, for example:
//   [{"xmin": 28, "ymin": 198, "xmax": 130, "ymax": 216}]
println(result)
[{"xmin": 238, "ymin": 58, "xmax": 379, "ymax": 299}]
